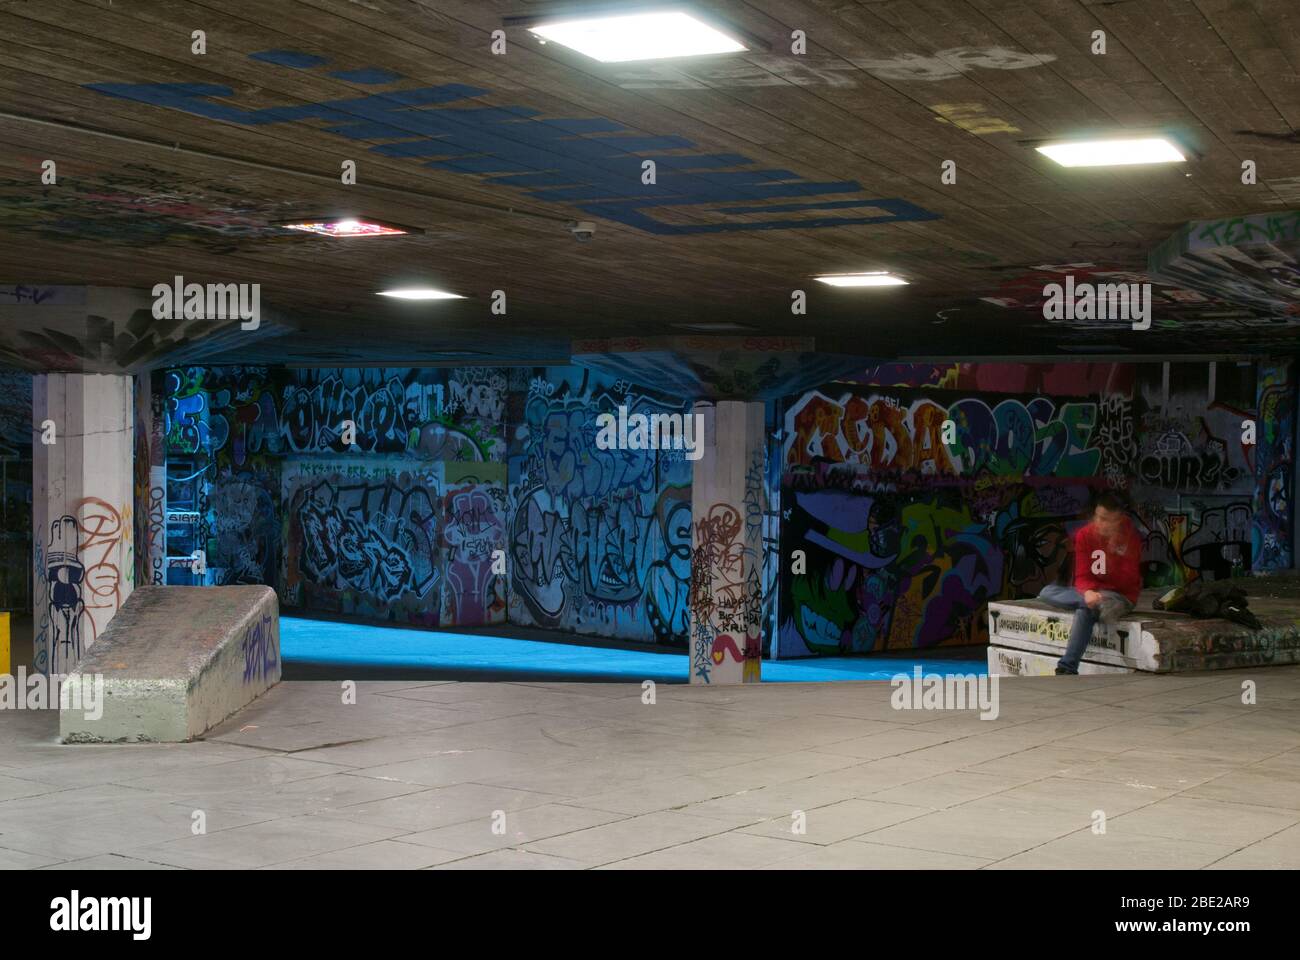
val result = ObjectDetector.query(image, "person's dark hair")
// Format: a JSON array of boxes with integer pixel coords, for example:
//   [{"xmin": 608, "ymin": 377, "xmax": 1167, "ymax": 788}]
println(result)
[{"xmin": 1093, "ymin": 491, "xmax": 1127, "ymax": 514}]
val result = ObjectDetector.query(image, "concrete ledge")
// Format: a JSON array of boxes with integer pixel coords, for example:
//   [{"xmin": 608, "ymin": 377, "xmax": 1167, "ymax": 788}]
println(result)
[
  {"xmin": 60, "ymin": 586, "xmax": 280, "ymax": 743},
  {"xmin": 988, "ymin": 645, "xmax": 1134, "ymax": 677},
  {"xmin": 988, "ymin": 587, "xmax": 1300, "ymax": 674}
]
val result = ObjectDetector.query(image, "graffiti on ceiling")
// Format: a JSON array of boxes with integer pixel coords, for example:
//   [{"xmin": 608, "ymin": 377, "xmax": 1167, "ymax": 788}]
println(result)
[{"xmin": 86, "ymin": 50, "xmax": 942, "ymax": 237}]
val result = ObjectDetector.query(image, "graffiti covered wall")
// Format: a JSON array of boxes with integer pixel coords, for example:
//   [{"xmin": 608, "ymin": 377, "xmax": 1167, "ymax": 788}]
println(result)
[
  {"xmin": 780, "ymin": 380, "xmax": 1102, "ymax": 654},
  {"xmin": 778, "ymin": 360, "xmax": 1296, "ymax": 656},
  {"xmin": 162, "ymin": 365, "xmax": 509, "ymax": 628},
  {"xmin": 160, "ymin": 359, "xmax": 1290, "ymax": 658},
  {"xmin": 507, "ymin": 368, "xmax": 693, "ymax": 645}
]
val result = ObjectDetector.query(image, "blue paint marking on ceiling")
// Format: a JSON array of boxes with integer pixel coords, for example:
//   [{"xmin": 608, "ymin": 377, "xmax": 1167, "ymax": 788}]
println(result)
[
  {"xmin": 85, "ymin": 49, "xmax": 942, "ymax": 236},
  {"xmin": 328, "ymin": 67, "xmax": 404, "ymax": 85},
  {"xmin": 249, "ymin": 49, "xmax": 329, "ymax": 68}
]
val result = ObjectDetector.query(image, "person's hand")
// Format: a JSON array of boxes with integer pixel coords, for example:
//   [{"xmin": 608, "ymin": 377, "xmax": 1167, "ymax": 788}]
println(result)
[{"xmin": 1084, "ymin": 590, "xmax": 1102, "ymax": 609}]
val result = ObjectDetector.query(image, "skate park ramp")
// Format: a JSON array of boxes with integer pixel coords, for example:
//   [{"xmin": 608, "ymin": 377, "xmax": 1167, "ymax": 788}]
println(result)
[{"xmin": 60, "ymin": 585, "xmax": 280, "ymax": 743}]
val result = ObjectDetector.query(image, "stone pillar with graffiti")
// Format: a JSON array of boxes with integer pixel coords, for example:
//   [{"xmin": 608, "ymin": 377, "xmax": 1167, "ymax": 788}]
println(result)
[
  {"xmin": 32, "ymin": 374, "xmax": 134, "ymax": 675},
  {"xmin": 1253, "ymin": 357, "xmax": 1297, "ymax": 572},
  {"xmin": 133, "ymin": 369, "xmax": 168, "ymax": 591},
  {"xmin": 689, "ymin": 400, "xmax": 766, "ymax": 684}
]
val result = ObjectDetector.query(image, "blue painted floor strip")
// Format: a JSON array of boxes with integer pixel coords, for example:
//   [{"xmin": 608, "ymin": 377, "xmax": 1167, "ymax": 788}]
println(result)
[{"xmin": 282, "ymin": 617, "xmax": 987, "ymax": 682}]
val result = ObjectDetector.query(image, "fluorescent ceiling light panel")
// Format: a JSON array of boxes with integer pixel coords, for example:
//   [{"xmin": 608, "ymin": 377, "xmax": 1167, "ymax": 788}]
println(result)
[
  {"xmin": 1035, "ymin": 137, "xmax": 1185, "ymax": 167},
  {"xmin": 281, "ymin": 218, "xmax": 410, "ymax": 237},
  {"xmin": 815, "ymin": 272, "xmax": 908, "ymax": 287},
  {"xmin": 527, "ymin": 11, "xmax": 747, "ymax": 62},
  {"xmin": 377, "ymin": 288, "xmax": 465, "ymax": 300}
]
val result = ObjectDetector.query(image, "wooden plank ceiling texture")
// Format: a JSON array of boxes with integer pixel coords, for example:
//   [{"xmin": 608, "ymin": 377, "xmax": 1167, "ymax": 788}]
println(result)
[{"xmin": 0, "ymin": 0, "xmax": 1297, "ymax": 365}]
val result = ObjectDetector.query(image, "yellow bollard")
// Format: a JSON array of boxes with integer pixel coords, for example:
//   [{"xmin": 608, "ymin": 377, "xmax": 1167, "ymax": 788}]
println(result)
[{"xmin": 0, "ymin": 611, "xmax": 8, "ymax": 676}]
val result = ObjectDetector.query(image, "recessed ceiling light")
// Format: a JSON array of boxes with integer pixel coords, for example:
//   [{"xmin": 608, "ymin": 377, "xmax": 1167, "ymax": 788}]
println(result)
[
  {"xmin": 526, "ymin": 10, "xmax": 747, "ymax": 62},
  {"xmin": 377, "ymin": 288, "xmax": 465, "ymax": 300},
  {"xmin": 1035, "ymin": 137, "xmax": 1185, "ymax": 167},
  {"xmin": 279, "ymin": 218, "xmax": 416, "ymax": 237},
  {"xmin": 815, "ymin": 272, "xmax": 909, "ymax": 287}
]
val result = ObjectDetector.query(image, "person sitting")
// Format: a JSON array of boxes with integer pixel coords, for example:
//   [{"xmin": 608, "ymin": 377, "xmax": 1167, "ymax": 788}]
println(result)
[{"xmin": 1037, "ymin": 492, "xmax": 1142, "ymax": 675}]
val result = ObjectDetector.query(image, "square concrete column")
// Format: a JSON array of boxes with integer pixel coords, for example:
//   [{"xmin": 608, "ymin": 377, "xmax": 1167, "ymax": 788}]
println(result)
[
  {"xmin": 689, "ymin": 400, "xmax": 765, "ymax": 684},
  {"xmin": 32, "ymin": 374, "xmax": 135, "ymax": 675}
]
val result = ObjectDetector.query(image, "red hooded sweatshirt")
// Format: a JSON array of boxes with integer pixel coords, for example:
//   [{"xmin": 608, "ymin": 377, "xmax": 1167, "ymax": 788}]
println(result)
[{"xmin": 1073, "ymin": 518, "xmax": 1143, "ymax": 604}]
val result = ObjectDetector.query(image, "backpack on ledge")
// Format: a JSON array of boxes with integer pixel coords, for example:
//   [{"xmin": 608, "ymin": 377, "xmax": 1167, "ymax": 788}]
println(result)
[{"xmin": 1155, "ymin": 579, "xmax": 1263, "ymax": 630}]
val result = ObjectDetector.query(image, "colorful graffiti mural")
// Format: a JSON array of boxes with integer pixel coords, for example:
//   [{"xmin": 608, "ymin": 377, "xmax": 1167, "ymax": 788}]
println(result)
[
  {"xmin": 779, "ymin": 360, "xmax": 1296, "ymax": 656},
  {"xmin": 281, "ymin": 459, "xmax": 443, "ymax": 623},
  {"xmin": 784, "ymin": 389, "xmax": 1101, "ymax": 480},
  {"xmin": 508, "ymin": 368, "xmax": 693, "ymax": 645},
  {"xmin": 156, "ymin": 358, "xmax": 1293, "ymax": 659},
  {"xmin": 161, "ymin": 365, "xmax": 509, "ymax": 627},
  {"xmin": 780, "ymin": 382, "xmax": 1030, "ymax": 654}
]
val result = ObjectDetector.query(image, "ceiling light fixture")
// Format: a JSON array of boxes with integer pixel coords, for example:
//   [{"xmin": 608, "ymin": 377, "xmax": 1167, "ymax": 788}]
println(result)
[
  {"xmin": 1035, "ymin": 137, "xmax": 1186, "ymax": 167},
  {"xmin": 377, "ymin": 288, "xmax": 465, "ymax": 300},
  {"xmin": 815, "ymin": 272, "xmax": 909, "ymax": 287},
  {"xmin": 279, "ymin": 218, "xmax": 417, "ymax": 237},
  {"xmin": 522, "ymin": 9, "xmax": 747, "ymax": 62}
]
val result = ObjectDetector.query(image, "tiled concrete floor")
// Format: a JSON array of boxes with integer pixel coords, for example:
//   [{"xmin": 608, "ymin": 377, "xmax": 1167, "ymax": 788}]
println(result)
[{"xmin": 2, "ymin": 670, "xmax": 1299, "ymax": 869}]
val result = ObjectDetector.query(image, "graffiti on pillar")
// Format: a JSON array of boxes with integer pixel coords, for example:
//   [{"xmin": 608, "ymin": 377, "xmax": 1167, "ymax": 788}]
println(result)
[
  {"xmin": 36, "ymin": 498, "xmax": 129, "ymax": 673},
  {"xmin": 689, "ymin": 503, "xmax": 762, "ymax": 683},
  {"xmin": 745, "ymin": 442, "xmax": 781, "ymax": 656},
  {"xmin": 147, "ymin": 467, "xmax": 167, "ymax": 585},
  {"xmin": 43, "ymin": 516, "xmax": 85, "ymax": 675},
  {"xmin": 75, "ymin": 498, "xmax": 129, "ymax": 645},
  {"xmin": 1252, "ymin": 360, "xmax": 1295, "ymax": 572}
]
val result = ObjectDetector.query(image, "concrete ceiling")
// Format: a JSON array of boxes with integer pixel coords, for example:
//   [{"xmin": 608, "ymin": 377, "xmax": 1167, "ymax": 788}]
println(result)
[{"xmin": 1, "ymin": 0, "xmax": 1299, "ymax": 372}]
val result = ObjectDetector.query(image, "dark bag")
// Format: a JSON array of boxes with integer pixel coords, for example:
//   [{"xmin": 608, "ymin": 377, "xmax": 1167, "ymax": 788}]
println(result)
[{"xmin": 1155, "ymin": 578, "xmax": 1262, "ymax": 630}]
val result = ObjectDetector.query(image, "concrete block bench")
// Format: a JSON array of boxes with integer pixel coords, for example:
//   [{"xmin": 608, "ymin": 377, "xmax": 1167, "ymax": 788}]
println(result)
[
  {"xmin": 60, "ymin": 585, "xmax": 280, "ymax": 743},
  {"xmin": 987, "ymin": 584, "xmax": 1300, "ymax": 676}
]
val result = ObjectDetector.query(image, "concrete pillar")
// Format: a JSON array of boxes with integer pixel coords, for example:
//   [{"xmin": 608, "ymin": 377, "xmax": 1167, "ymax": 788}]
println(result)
[
  {"xmin": 134, "ymin": 370, "xmax": 167, "ymax": 589},
  {"xmin": 688, "ymin": 400, "xmax": 765, "ymax": 684},
  {"xmin": 32, "ymin": 374, "xmax": 134, "ymax": 675}
]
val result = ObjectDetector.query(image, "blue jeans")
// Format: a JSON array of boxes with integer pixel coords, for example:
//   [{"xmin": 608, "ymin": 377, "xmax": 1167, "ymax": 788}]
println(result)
[{"xmin": 1036, "ymin": 584, "xmax": 1133, "ymax": 674}]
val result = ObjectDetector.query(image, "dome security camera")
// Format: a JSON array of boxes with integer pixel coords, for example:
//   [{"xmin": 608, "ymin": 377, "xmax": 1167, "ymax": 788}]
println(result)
[{"xmin": 569, "ymin": 220, "xmax": 597, "ymax": 242}]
